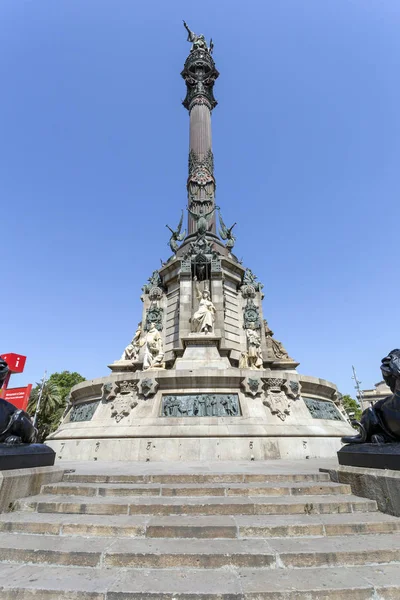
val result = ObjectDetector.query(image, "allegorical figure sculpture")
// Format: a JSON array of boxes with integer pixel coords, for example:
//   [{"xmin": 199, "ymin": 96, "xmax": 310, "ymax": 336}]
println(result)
[
  {"xmin": 142, "ymin": 270, "xmax": 162, "ymax": 294},
  {"xmin": 192, "ymin": 277, "xmax": 216, "ymax": 334},
  {"xmin": 183, "ymin": 20, "xmax": 213, "ymax": 54},
  {"xmin": 264, "ymin": 320, "xmax": 292, "ymax": 360},
  {"xmin": 239, "ymin": 351, "xmax": 249, "ymax": 369},
  {"xmin": 142, "ymin": 323, "xmax": 165, "ymax": 370},
  {"xmin": 246, "ymin": 323, "xmax": 263, "ymax": 369},
  {"xmin": 342, "ymin": 349, "xmax": 400, "ymax": 444},
  {"xmin": 0, "ymin": 358, "xmax": 37, "ymax": 445},
  {"xmin": 221, "ymin": 395, "xmax": 238, "ymax": 416},
  {"xmin": 187, "ymin": 205, "xmax": 219, "ymax": 236},
  {"xmin": 162, "ymin": 394, "xmax": 240, "ymax": 417},
  {"xmin": 121, "ymin": 322, "xmax": 142, "ymax": 361},
  {"xmin": 218, "ymin": 210, "xmax": 236, "ymax": 252},
  {"xmin": 243, "ymin": 268, "xmax": 263, "ymax": 292},
  {"xmin": 166, "ymin": 210, "xmax": 186, "ymax": 254}
]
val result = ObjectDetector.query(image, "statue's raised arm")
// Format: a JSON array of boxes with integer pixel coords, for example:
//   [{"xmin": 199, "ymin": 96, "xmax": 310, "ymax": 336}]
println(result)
[{"xmin": 183, "ymin": 20, "xmax": 196, "ymax": 43}]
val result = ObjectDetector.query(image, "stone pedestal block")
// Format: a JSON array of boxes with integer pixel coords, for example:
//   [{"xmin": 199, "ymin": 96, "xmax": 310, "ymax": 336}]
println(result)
[
  {"xmin": 0, "ymin": 444, "xmax": 56, "ymax": 471},
  {"xmin": 175, "ymin": 335, "xmax": 230, "ymax": 370},
  {"xmin": 338, "ymin": 443, "xmax": 400, "ymax": 471}
]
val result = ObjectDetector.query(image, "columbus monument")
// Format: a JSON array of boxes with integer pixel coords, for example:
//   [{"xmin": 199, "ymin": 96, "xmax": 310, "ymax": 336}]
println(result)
[{"xmin": 48, "ymin": 24, "xmax": 353, "ymax": 461}]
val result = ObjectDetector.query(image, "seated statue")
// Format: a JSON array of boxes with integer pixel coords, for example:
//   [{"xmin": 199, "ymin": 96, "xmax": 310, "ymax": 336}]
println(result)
[
  {"xmin": 0, "ymin": 358, "xmax": 38, "ymax": 445},
  {"xmin": 142, "ymin": 323, "xmax": 165, "ymax": 370},
  {"xmin": 342, "ymin": 349, "xmax": 400, "ymax": 444},
  {"xmin": 120, "ymin": 322, "xmax": 142, "ymax": 361}
]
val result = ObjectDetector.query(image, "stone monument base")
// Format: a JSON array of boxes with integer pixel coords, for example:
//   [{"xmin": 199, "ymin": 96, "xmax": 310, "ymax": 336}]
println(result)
[
  {"xmin": 47, "ymin": 366, "xmax": 355, "ymax": 463},
  {"xmin": 338, "ymin": 443, "xmax": 400, "ymax": 471},
  {"xmin": 0, "ymin": 444, "xmax": 56, "ymax": 471},
  {"xmin": 48, "ymin": 434, "xmax": 344, "ymax": 463}
]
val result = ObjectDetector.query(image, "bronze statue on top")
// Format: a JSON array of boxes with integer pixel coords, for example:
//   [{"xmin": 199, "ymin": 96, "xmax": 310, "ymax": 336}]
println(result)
[
  {"xmin": 183, "ymin": 20, "xmax": 213, "ymax": 54},
  {"xmin": 342, "ymin": 349, "xmax": 400, "ymax": 444}
]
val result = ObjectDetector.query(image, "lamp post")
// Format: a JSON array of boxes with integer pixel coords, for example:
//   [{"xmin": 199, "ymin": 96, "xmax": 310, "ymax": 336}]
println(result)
[
  {"xmin": 351, "ymin": 365, "xmax": 364, "ymax": 412},
  {"xmin": 33, "ymin": 371, "xmax": 47, "ymax": 428}
]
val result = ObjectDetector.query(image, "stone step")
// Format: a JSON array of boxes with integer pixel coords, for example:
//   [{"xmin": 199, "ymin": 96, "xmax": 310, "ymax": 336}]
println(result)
[
  {"xmin": 0, "ymin": 533, "xmax": 271, "ymax": 569},
  {"xmin": 0, "ymin": 531, "xmax": 399, "ymax": 569},
  {"xmin": 14, "ymin": 493, "xmax": 378, "ymax": 516},
  {"xmin": 234, "ymin": 512, "xmax": 400, "ymax": 538},
  {"xmin": 41, "ymin": 480, "xmax": 352, "ymax": 497},
  {"xmin": 1, "ymin": 563, "xmax": 400, "ymax": 599},
  {"xmin": 63, "ymin": 471, "xmax": 331, "ymax": 484},
  {"xmin": 0, "ymin": 511, "xmax": 398, "ymax": 538}
]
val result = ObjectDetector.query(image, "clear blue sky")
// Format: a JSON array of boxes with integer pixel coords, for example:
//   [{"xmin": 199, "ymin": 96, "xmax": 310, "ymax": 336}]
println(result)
[{"xmin": 2, "ymin": 0, "xmax": 399, "ymax": 396}]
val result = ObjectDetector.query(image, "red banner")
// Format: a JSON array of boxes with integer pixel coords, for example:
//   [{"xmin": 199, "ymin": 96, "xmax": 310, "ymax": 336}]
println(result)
[
  {"xmin": 3, "ymin": 385, "xmax": 32, "ymax": 411},
  {"xmin": 0, "ymin": 353, "xmax": 26, "ymax": 374}
]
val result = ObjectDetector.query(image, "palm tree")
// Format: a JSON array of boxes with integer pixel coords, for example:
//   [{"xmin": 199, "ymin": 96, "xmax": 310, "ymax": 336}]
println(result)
[{"xmin": 27, "ymin": 380, "xmax": 63, "ymax": 442}]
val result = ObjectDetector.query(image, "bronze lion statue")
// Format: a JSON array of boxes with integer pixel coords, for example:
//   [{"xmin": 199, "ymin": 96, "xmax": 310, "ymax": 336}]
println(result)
[
  {"xmin": 342, "ymin": 349, "xmax": 400, "ymax": 444},
  {"xmin": 0, "ymin": 358, "xmax": 38, "ymax": 445}
]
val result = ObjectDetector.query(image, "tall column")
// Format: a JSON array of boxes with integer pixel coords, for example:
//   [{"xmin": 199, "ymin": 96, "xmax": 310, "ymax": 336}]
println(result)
[{"xmin": 181, "ymin": 28, "xmax": 219, "ymax": 236}]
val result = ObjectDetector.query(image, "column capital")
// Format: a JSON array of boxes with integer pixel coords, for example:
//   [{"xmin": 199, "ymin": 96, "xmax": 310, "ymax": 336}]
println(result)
[{"xmin": 181, "ymin": 48, "xmax": 219, "ymax": 112}]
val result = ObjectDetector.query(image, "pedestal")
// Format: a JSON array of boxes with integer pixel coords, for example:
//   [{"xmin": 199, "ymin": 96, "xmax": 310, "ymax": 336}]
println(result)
[
  {"xmin": 338, "ymin": 443, "xmax": 400, "ymax": 471},
  {"xmin": 175, "ymin": 334, "xmax": 231, "ymax": 370},
  {"xmin": 0, "ymin": 444, "xmax": 56, "ymax": 471}
]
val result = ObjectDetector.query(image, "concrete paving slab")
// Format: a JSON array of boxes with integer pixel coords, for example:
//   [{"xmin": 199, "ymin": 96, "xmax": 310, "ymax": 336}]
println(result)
[
  {"xmin": 238, "ymin": 565, "xmax": 375, "ymax": 599},
  {"xmin": 362, "ymin": 563, "xmax": 400, "ymax": 598},
  {"xmin": 0, "ymin": 564, "xmax": 119, "ymax": 599},
  {"xmin": 109, "ymin": 568, "xmax": 242, "ymax": 598},
  {"xmin": 104, "ymin": 537, "xmax": 275, "ymax": 568},
  {"xmin": 0, "ymin": 532, "xmax": 116, "ymax": 567},
  {"xmin": 0, "ymin": 563, "xmax": 25, "ymax": 583},
  {"xmin": 268, "ymin": 532, "xmax": 400, "ymax": 567},
  {"xmin": 146, "ymin": 515, "xmax": 237, "ymax": 538},
  {"xmin": 235, "ymin": 511, "xmax": 400, "ymax": 536}
]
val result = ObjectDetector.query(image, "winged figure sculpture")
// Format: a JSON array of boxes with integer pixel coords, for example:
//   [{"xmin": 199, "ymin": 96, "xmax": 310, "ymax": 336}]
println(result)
[
  {"xmin": 218, "ymin": 210, "xmax": 236, "ymax": 251},
  {"xmin": 166, "ymin": 210, "xmax": 186, "ymax": 254}
]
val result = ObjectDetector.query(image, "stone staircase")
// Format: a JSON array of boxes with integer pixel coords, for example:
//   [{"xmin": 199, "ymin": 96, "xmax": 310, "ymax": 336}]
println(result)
[{"xmin": 0, "ymin": 467, "xmax": 399, "ymax": 598}]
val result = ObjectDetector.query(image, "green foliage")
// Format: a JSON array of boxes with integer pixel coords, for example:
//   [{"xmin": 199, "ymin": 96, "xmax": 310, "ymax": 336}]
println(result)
[
  {"xmin": 341, "ymin": 394, "xmax": 362, "ymax": 421},
  {"xmin": 48, "ymin": 371, "xmax": 85, "ymax": 403},
  {"xmin": 27, "ymin": 371, "xmax": 85, "ymax": 442}
]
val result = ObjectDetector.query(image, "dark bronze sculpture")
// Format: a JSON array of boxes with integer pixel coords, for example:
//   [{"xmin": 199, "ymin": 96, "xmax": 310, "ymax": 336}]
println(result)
[
  {"xmin": 342, "ymin": 349, "xmax": 400, "ymax": 444},
  {"xmin": 166, "ymin": 210, "xmax": 186, "ymax": 254},
  {"xmin": 218, "ymin": 210, "xmax": 236, "ymax": 252},
  {"xmin": 187, "ymin": 205, "xmax": 219, "ymax": 236},
  {"xmin": 183, "ymin": 20, "xmax": 213, "ymax": 54},
  {"xmin": 0, "ymin": 358, "xmax": 37, "ymax": 445}
]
